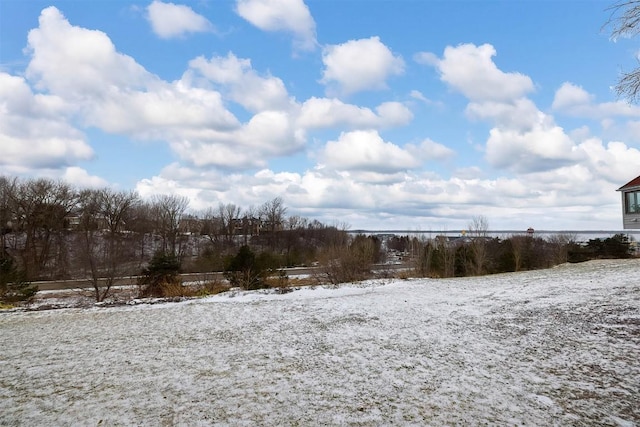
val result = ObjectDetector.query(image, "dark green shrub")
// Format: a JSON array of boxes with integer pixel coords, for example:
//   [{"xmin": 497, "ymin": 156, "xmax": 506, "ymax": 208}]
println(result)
[
  {"xmin": 137, "ymin": 251, "xmax": 183, "ymax": 297},
  {"xmin": 601, "ymin": 234, "xmax": 631, "ymax": 258},
  {"xmin": 454, "ymin": 244, "xmax": 473, "ymax": 277},
  {"xmin": 429, "ymin": 242, "xmax": 455, "ymax": 278},
  {"xmin": 224, "ymin": 246, "xmax": 269, "ymax": 290},
  {"xmin": 488, "ymin": 238, "xmax": 514, "ymax": 273},
  {"xmin": 0, "ymin": 253, "xmax": 37, "ymax": 305},
  {"xmin": 583, "ymin": 234, "xmax": 631, "ymax": 260},
  {"xmin": 567, "ymin": 244, "xmax": 592, "ymax": 263}
]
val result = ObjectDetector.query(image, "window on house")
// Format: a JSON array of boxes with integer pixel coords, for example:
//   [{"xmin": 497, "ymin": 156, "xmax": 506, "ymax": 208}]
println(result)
[{"xmin": 625, "ymin": 191, "xmax": 640, "ymax": 213}]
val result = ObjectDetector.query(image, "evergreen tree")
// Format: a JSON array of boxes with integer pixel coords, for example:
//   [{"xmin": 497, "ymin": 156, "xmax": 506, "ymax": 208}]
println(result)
[
  {"xmin": 0, "ymin": 251, "xmax": 37, "ymax": 305},
  {"xmin": 137, "ymin": 251, "xmax": 182, "ymax": 297},
  {"xmin": 224, "ymin": 246, "xmax": 269, "ymax": 290}
]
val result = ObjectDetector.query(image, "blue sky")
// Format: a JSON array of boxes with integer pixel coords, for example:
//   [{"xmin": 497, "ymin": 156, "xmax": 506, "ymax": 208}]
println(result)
[{"xmin": 1, "ymin": 0, "xmax": 640, "ymax": 231}]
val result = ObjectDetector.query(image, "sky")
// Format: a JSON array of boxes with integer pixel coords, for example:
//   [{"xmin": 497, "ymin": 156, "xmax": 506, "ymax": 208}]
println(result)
[{"xmin": 1, "ymin": 0, "xmax": 640, "ymax": 231}]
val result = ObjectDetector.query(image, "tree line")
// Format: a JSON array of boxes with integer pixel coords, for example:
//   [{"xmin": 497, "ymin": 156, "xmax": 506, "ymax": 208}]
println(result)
[
  {"xmin": 0, "ymin": 176, "xmax": 634, "ymax": 305},
  {"xmin": 388, "ymin": 228, "xmax": 633, "ymax": 279},
  {"xmin": 0, "ymin": 176, "xmax": 351, "ymax": 302}
]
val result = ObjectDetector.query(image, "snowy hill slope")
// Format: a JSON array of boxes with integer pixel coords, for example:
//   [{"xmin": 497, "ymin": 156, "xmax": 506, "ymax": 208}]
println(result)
[{"xmin": 1, "ymin": 259, "xmax": 639, "ymax": 426}]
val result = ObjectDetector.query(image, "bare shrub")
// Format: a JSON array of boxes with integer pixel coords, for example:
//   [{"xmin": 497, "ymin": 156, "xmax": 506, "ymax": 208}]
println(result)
[
  {"xmin": 547, "ymin": 233, "xmax": 577, "ymax": 265},
  {"xmin": 429, "ymin": 236, "xmax": 456, "ymax": 278},
  {"xmin": 147, "ymin": 278, "xmax": 190, "ymax": 298},
  {"xmin": 411, "ymin": 238, "xmax": 434, "ymax": 278},
  {"xmin": 197, "ymin": 280, "xmax": 231, "ymax": 296},
  {"xmin": 265, "ymin": 269, "xmax": 290, "ymax": 293},
  {"xmin": 467, "ymin": 215, "xmax": 489, "ymax": 276},
  {"xmin": 315, "ymin": 236, "xmax": 377, "ymax": 285},
  {"xmin": 509, "ymin": 235, "xmax": 529, "ymax": 272}
]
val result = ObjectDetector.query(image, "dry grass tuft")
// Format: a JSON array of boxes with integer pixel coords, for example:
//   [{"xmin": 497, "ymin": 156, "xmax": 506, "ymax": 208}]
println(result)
[{"xmin": 196, "ymin": 280, "xmax": 231, "ymax": 296}]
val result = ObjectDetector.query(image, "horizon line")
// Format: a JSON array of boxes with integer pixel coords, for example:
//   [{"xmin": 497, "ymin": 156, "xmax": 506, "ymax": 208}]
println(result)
[{"xmin": 350, "ymin": 229, "xmax": 640, "ymax": 234}]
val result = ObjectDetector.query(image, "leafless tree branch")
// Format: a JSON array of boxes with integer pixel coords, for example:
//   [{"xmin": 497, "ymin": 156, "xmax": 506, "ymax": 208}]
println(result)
[{"xmin": 604, "ymin": 1, "xmax": 640, "ymax": 103}]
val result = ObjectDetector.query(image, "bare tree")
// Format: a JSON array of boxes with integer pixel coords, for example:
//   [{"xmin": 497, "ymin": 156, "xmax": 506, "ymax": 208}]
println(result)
[
  {"xmin": 128, "ymin": 201, "xmax": 154, "ymax": 268},
  {"xmin": 151, "ymin": 194, "xmax": 189, "ymax": 257},
  {"xmin": 0, "ymin": 177, "xmax": 17, "ymax": 256},
  {"xmin": 218, "ymin": 203, "xmax": 241, "ymax": 245},
  {"xmin": 286, "ymin": 215, "xmax": 307, "ymax": 231},
  {"xmin": 241, "ymin": 205, "xmax": 259, "ymax": 245},
  {"xmin": 12, "ymin": 178, "xmax": 77, "ymax": 280},
  {"xmin": 434, "ymin": 235, "xmax": 455, "ymax": 278},
  {"xmin": 260, "ymin": 197, "xmax": 287, "ymax": 250},
  {"xmin": 605, "ymin": 1, "xmax": 640, "ymax": 102},
  {"xmin": 467, "ymin": 215, "xmax": 489, "ymax": 276},
  {"xmin": 281, "ymin": 215, "xmax": 307, "ymax": 264},
  {"xmin": 101, "ymin": 190, "xmax": 138, "ymax": 235},
  {"xmin": 75, "ymin": 189, "xmax": 139, "ymax": 302},
  {"xmin": 201, "ymin": 207, "xmax": 223, "ymax": 245},
  {"xmin": 260, "ymin": 197, "xmax": 287, "ymax": 232},
  {"xmin": 547, "ymin": 233, "xmax": 576, "ymax": 265},
  {"xmin": 509, "ymin": 235, "xmax": 528, "ymax": 272},
  {"xmin": 412, "ymin": 236, "xmax": 434, "ymax": 277},
  {"xmin": 99, "ymin": 189, "xmax": 139, "ymax": 300},
  {"xmin": 75, "ymin": 189, "xmax": 103, "ymax": 300}
]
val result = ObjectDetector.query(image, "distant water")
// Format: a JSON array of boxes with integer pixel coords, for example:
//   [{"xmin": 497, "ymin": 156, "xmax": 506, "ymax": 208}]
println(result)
[{"xmin": 351, "ymin": 230, "xmax": 640, "ymax": 242}]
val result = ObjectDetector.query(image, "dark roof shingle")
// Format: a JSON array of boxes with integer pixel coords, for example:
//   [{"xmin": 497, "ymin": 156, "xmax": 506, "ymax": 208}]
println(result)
[{"xmin": 618, "ymin": 175, "xmax": 640, "ymax": 191}]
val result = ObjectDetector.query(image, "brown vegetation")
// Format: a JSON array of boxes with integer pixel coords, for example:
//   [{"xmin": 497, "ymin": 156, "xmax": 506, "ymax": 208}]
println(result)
[{"xmin": 1, "ymin": 176, "xmax": 634, "ymax": 306}]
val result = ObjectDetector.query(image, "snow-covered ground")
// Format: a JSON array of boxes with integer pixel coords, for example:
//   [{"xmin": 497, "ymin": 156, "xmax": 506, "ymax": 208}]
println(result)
[{"xmin": 1, "ymin": 259, "xmax": 639, "ymax": 426}]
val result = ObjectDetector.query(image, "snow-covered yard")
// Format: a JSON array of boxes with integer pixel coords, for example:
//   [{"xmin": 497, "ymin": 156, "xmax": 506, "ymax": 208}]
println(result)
[{"xmin": 1, "ymin": 259, "xmax": 639, "ymax": 426}]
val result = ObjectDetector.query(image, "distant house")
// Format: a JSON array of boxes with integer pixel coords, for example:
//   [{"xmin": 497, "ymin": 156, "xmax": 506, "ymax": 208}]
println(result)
[
  {"xmin": 617, "ymin": 175, "xmax": 640, "ymax": 229},
  {"xmin": 178, "ymin": 215, "xmax": 202, "ymax": 235}
]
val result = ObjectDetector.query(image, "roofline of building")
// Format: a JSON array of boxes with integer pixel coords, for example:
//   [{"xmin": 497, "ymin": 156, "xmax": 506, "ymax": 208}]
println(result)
[{"xmin": 617, "ymin": 174, "xmax": 640, "ymax": 191}]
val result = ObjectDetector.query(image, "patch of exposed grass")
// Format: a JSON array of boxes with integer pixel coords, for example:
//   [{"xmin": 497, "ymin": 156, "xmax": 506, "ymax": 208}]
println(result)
[{"xmin": 195, "ymin": 281, "xmax": 231, "ymax": 297}]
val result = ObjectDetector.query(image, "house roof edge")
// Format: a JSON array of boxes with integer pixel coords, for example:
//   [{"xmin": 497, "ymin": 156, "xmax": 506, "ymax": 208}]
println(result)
[{"xmin": 617, "ymin": 174, "xmax": 640, "ymax": 191}]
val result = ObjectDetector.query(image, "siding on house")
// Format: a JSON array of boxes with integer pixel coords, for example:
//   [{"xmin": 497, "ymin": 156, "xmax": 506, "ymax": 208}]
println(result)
[{"xmin": 617, "ymin": 175, "xmax": 640, "ymax": 229}]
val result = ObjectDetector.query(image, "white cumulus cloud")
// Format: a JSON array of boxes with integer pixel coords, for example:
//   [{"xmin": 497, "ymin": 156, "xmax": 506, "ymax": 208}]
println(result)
[
  {"xmin": 321, "ymin": 36, "xmax": 404, "ymax": 96},
  {"xmin": 485, "ymin": 121, "xmax": 583, "ymax": 174},
  {"xmin": 169, "ymin": 110, "xmax": 305, "ymax": 170},
  {"xmin": 0, "ymin": 72, "xmax": 93, "ymax": 171},
  {"xmin": 298, "ymin": 97, "xmax": 412, "ymax": 129},
  {"xmin": 26, "ymin": 7, "xmax": 151, "ymax": 96},
  {"xmin": 146, "ymin": 1, "xmax": 214, "ymax": 39},
  {"xmin": 236, "ymin": 0, "xmax": 317, "ymax": 51},
  {"xmin": 407, "ymin": 139, "xmax": 456, "ymax": 162},
  {"xmin": 187, "ymin": 53, "xmax": 292, "ymax": 112},
  {"xmin": 26, "ymin": 6, "xmax": 238, "ymax": 138},
  {"xmin": 578, "ymin": 138, "xmax": 640, "ymax": 183},
  {"xmin": 320, "ymin": 130, "xmax": 420, "ymax": 175},
  {"xmin": 466, "ymin": 98, "xmax": 546, "ymax": 132},
  {"xmin": 552, "ymin": 82, "xmax": 640, "ymax": 119},
  {"xmin": 132, "ymin": 161, "xmax": 623, "ymax": 230},
  {"xmin": 552, "ymin": 82, "xmax": 592, "ymax": 110},
  {"xmin": 423, "ymin": 43, "xmax": 534, "ymax": 102},
  {"xmin": 20, "ymin": 7, "xmax": 310, "ymax": 172},
  {"xmin": 62, "ymin": 167, "xmax": 109, "ymax": 188}
]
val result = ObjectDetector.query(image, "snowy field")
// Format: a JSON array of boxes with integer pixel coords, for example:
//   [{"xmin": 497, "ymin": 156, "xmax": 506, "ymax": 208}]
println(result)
[{"xmin": 1, "ymin": 260, "xmax": 639, "ymax": 426}]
